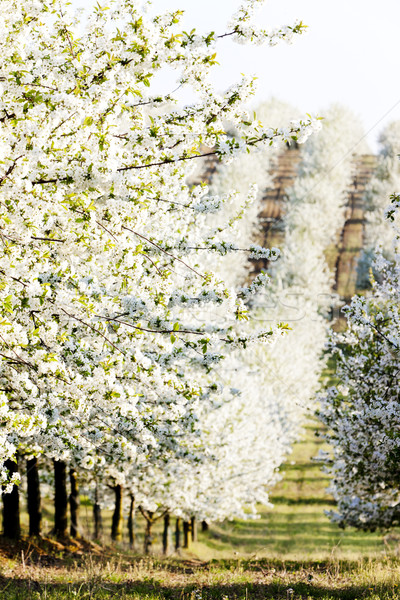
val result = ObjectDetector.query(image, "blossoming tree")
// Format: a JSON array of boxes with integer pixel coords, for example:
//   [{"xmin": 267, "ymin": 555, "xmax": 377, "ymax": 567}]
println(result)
[
  {"xmin": 319, "ymin": 193, "xmax": 400, "ymax": 531},
  {"xmin": 0, "ymin": 0, "xmax": 319, "ymax": 541}
]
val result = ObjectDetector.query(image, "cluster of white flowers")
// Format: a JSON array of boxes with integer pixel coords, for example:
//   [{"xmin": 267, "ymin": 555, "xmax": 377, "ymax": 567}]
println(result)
[
  {"xmin": 249, "ymin": 244, "xmax": 280, "ymax": 260},
  {"xmin": 238, "ymin": 272, "xmax": 269, "ymax": 298},
  {"xmin": 228, "ymin": 0, "xmax": 307, "ymax": 46},
  {"xmin": 318, "ymin": 238, "xmax": 400, "ymax": 530},
  {"xmin": 216, "ymin": 117, "xmax": 319, "ymax": 163},
  {"xmin": 193, "ymin": 195, "xmax": 223, "ymax": 214},
  {"xmin": 315, "ymin": 125, "xmax": 400, "ymax": 532}
]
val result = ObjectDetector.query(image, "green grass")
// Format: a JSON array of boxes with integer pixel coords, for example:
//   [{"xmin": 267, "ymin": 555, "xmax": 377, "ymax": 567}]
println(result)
[{"xmin": 190, "ymin": 423, "xmax": 391, "ymax": 561}]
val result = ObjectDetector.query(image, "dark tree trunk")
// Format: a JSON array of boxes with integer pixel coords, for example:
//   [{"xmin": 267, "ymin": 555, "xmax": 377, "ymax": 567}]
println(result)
[
  {"xmin": 26, "ymin": 457, "xmax": 41, "ymax": 537},
  {"xmin": 175, "ymin": 517, "xmax": 181, "ymax": 551},
  {"xmin": 183, "ymin": 520, "xmax": 190, "ymax": 549},
  {"xmin": 54, "ymin": 460, "xmax": 68, "ymax": 538},
  {"xmin": 2, "ymin": 458, "xmax": 20, "ymax": 539},
  {"xmin": 127, "ymin": 494, "xmax": 135, "ymax": 549},
  {"xmin": 201, "ymin": 520, "xmax": 209, "ymax": 532},
  {"xmin": 162, "ymin": 513, "xmax": 170, "ymax": 555},
  {"xmin": 69, "ymin": 468, "xmax": 79, "ymax": 538},
  {"xmin": 143, "ymin": 511, "xmax": 154, "ymax": 555},
  {"xmin": 93, "ymin": 484, "xmax": 103, "ymax": 540},
  {"xmin": 111, "ymin": 484, "xmax": 123, "ymax": 542},
  {"xmin": 191, "ymin": 516, "xmax": 197, "ymax": 542}
]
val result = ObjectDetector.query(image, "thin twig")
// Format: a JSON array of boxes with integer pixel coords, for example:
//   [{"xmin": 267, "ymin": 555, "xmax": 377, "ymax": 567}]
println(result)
[
  {"xmin": 0, "ymin": 156, "xmax": 24, "ymax": 186},
  {"xmin": 0, "ymin": 334, "xmax": 35, "ymax": 369},
  {"xmin": 141, "ymin": 253, "xmax": 163, "ymax": 276},
  {"xmin": 117, "ymin": 151, "xmax": 217, "ymax": 172},
  {"xmin": 51, "ymin": 111, "xmax": 78, "ymax": 134},
  {"xmin": 97, "ymin": 315, "xmax": 204, "ymax": 337},
  {"xmin": 217, "ymin": 31, "xmax": 236, "ymax": 39},
  {"xmin": 31, "ymin": 236, "xmax": 66, "ymax": 243},
  {"xmin": 96, "ymin": 221, "xmax": 119, "ymax": 242},
  {"xmin": 60, "ymin": 308, "xmax": 125, "ymax": 355},
  {"xmin": 31, "ymin": 148, "xmax": 216, "ymax": 185},
  {"xmin": 122, "ymin": 226, "xmax": 205, "ymax": 280},
  {"xmin": 24, "ymin": 82, "xmax": 59, "ymax": 92}
]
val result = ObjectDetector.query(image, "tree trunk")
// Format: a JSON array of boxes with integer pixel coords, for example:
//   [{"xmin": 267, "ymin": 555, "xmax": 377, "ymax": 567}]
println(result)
[
  {"xmin": 143, "ymin": 511, "xmax": 154, "ymax": 555},
  {"xmin": 201, "ymin": 520, "xmax": 209, "ymax": 532},
  {"xmin": 54, "ymin": 460, "xmax": 68, "ymax": 538},
  {"xmin": 2, "ymin": 458, "xmax": 20, "ymax": 539},
  {"xmin": 111, "ymin": 484, "xmax": 123, "ymax": 542},
  {"xmin": 127, "ymin": 494, "xmax": 135, "ymax": 549},
  {"xmin": 162, "ymin": 513, "xmax": 170, "ymax": 555},
  {"xmin": 183, "ymin": 520, "xmax": 190, "ymax": 549},
  {"xmin": 26, "ymin": 457, "xmax": 41, "ymax": 537},
  {"xmin": 191, "ymin": 516, "xmax": 197, "ymax": 542},
  {"xmin": 175, "ymin": 517, "xmax": 181, "ymax": 552},
  {"xmin": 69, "ymin": 468, "xmax": 79, "ymax": 538},
  {"xmin": 93, "ymin": 484, "xmax": 103, "ymax": 540}
]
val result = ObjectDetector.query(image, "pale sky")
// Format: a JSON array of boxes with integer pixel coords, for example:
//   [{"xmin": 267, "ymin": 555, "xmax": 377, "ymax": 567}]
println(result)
[{"xmin": 71, "ymin": 0, "xmax": 400, "ymax": 152}]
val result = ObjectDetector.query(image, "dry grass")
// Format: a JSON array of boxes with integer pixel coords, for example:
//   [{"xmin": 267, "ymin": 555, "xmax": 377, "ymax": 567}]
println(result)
[{"xmin": 0, "ymin": 551, "xmax": 400, "ymax": 599}]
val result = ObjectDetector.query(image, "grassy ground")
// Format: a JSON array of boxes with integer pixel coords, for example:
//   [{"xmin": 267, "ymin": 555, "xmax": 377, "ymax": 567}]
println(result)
[
  {"xmin": 2, "ymin": 422, "xmax": 400, "ymax": 599},
  {"xmin": 192, "ymin": 423, "xmax": 390, "ymax": 561},
  {"xmin": 1, "ymin": 552, "xmax": 400, "ymax": 599}
]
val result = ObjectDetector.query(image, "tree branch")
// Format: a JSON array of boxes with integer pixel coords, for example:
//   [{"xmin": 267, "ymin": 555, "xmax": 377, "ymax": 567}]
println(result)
[
  {"xmin": 60, "ymin": 308, "xmax": 125, "ymax": 355},
  {"xmin": 117, "ymin": 151, "xmax": 217, "ymax": 172},
  {"xmin": 122, "ymin": 226, "xmax": 206, "ymax": 280},
  {"xmin": 0, "ymin": 156, "xmax": 24, "ymax": 186},
  {"xmin": 31, "ymin": 236, "xmax": 66, "ymax": 243}
]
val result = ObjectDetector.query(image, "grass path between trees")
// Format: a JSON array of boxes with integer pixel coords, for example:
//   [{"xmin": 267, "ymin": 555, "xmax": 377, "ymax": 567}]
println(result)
[
  {"xmin": 2, "ymin": 421, "xmax": 400, "ymax": 598},
  {"xmin": 194, "ymin": 422, "xmax": 390, "ymax": 561}
]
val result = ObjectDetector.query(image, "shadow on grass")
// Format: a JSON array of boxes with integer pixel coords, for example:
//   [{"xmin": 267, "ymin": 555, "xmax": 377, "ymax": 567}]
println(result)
[
  {"xmin": 281, "ymin": 461, "xmax": 322, "ymax": 470},
  {"xmin": 268, "ymin": 496, "xmax": 336, "ymax": 505},
  {"xmin": 0, "ymin": 577, "xmax": 397, "ymax": 600},
  {"xmin": 203, "ymin": 521, "xmax": 385, "ymax": 555}
]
